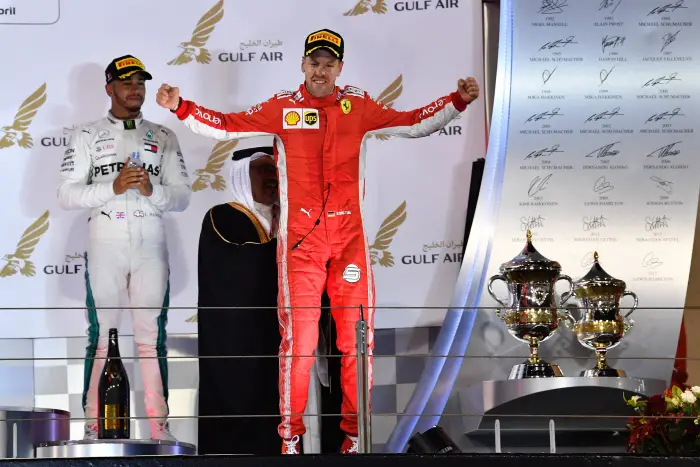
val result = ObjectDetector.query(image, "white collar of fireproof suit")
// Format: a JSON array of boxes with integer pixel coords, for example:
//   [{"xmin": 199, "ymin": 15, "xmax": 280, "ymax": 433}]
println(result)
[
  {"xmin": 230, "ymin": 152, "xmax": 276, "ymax": 237},
  {"xmin": 105, "ymin": 110, "xmax": 144, "ymax": 129}
]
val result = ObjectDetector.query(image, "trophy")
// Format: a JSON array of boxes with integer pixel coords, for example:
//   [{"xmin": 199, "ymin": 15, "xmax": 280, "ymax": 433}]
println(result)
[
  {"xmin": 487, "ymin": 230, "xmax": 575, "ymax": 379},
  {"xmin": 566, "ymin": 251, "xmax": 638, "ymax": 377}
]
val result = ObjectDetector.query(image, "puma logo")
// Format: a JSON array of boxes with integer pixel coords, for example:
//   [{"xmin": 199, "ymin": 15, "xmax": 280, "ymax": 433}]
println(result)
[
  {"xmin": 301, "ymin": 208, "xmax": 312, "ymax": 218},
  {"xmin": 101, "ymin": 211, "xmax": 112, "ymax": 220}
]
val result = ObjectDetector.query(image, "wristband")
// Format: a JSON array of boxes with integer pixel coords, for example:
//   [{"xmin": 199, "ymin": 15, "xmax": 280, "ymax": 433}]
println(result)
[{"xmin": 170, "ymin": 97, "xmax": 182, "ymax": 113}]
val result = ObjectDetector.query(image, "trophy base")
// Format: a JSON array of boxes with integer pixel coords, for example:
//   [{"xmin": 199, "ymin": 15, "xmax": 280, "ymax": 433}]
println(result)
[
  {"xmin": 581, "ymin": 367, "xmax": 626, "ymax": 377},
  {"xmin": 508, "ymin": 361, "xmax": 564, "ymax": 379}
]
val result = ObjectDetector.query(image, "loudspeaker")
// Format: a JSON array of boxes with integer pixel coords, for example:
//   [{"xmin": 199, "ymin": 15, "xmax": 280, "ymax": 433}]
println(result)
[{"xmin": 406, "ymin": 426, "xmax": 462, "ymax": 454}]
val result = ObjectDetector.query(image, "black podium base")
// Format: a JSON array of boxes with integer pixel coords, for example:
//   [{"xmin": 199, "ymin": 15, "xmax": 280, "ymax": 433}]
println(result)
[{"xmin": 2, "ymin": 454, "xmax": 699, "ymax": 467}]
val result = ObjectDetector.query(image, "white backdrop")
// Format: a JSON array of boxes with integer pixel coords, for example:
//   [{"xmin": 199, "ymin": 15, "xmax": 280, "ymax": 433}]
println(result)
[
  {"xmin": 471, "ymin": 0, "xmax": 700, "ymax": 381},
  {"xmin": 387, "ymin": 1, "xmax": 700, "ymax": 449},
  {"xmin": 0, "ymin": 0, "xmax": 486, "ymax": 338}
]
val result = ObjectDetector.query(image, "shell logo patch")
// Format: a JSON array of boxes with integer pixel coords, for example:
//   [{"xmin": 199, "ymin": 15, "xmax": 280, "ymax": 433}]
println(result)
[{"xmin": 284, "ymin": 110, "xmax": 301, "ymax": 126}]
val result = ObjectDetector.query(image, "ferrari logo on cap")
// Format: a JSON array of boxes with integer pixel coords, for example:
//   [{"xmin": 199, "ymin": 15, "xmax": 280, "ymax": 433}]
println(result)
[{"xmin": 341, "ymin": 99, "xmax": 352, "ymax": 114}]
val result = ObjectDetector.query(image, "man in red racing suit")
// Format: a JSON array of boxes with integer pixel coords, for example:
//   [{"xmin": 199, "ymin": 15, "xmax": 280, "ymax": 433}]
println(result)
[{"xmin": 157, "ymin": 29, "xmax": 480, "ymax": 454}]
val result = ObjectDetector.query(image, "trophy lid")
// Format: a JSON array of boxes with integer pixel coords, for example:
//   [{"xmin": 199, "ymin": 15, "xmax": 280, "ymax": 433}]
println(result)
[
  {"xmin": 574, "ymin": 251, "xmax": 627, "ymax": 291},
  {"xmin": 499, "ymin": 230, "xmax": 562, "ymax": 273}
]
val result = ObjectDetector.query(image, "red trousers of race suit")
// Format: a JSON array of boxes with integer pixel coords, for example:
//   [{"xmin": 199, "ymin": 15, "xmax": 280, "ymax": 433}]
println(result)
[{"xmin": 278, "ymin": 196, "xmax": 375, "ymax": 438}]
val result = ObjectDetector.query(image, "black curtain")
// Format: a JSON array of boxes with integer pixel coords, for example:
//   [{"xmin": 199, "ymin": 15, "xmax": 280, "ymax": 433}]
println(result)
[
  {"xmin": 461, "ymin": 158, "xmax": 485, "ymax": 259},
  {"xmin": 318, "ymin": 291, "xmax": 345, "ymax": 452}
]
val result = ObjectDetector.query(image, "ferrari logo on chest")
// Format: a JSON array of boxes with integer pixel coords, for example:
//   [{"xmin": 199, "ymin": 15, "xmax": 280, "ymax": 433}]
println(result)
[{"xmin": 340, "ymin": 99, "xmax": 352, "ymax": 114}]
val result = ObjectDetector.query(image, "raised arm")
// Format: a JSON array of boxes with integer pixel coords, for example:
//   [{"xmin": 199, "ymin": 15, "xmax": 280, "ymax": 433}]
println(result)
[
  {"xmin": 57, "ymin": 128, "xmax": 116, "ymax": 210},
  {"xmin": 156, "ymin": 83, "xmax": 280, "ymax": 141},
  {"xmin": 363, "ymin": 77, "xmax": 479, "ymax": 138},
  {"xmin": 147, "ymin": 128, "xmax": 191, "ymax": 212}
]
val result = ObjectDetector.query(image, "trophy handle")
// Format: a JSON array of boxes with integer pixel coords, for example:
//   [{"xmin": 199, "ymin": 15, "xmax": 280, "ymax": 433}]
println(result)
[
  {"xmin": 487, "ymin": 274, "xmax": 509, "ymax": 318},
  {"xmin": 621, "ymin": 290, "xmax": 638, "ymax": 335},
  {"xmin": 556, "ymin": 275, "xmax": 576, "ymax": 329},
  {"xmin": 557, "ymin": 274, "xmax": 575, "ymax": 305},
  {"xmin": 621, "ymin": 291, "xmax": 638, "ymax": 318}
]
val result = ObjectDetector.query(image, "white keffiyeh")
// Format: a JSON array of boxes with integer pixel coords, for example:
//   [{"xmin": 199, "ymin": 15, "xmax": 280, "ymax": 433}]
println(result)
[{"xmin": 229, "ymin": 152, "xmax": 275, "ymax": 236}]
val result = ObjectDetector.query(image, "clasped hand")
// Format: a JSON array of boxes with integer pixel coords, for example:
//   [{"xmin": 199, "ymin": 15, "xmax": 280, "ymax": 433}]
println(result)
[{"xmin": 113, "ymin": 158, "xmax": 152, "ymax": 196}]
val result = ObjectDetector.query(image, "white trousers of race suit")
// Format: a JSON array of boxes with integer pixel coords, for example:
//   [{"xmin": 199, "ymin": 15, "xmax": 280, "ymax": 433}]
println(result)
[{"xmin": 82, "ymin": 213, "xmax": 170, "ymax": 428}]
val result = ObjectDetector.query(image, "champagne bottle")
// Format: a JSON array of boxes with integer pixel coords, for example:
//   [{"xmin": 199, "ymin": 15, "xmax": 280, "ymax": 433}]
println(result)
[{"xmin": 98, "ymin": 328, "xmax": 130, "ymax": 439}]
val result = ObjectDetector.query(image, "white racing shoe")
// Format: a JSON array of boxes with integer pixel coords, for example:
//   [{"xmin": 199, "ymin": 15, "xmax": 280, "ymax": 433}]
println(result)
[
  {"xmin": 151, "ymin": 421, "xmax": 178, "ymax": 441},
  {"xmin": 83, "ymin": 424, "xmax": 98, "ymax": 441}
]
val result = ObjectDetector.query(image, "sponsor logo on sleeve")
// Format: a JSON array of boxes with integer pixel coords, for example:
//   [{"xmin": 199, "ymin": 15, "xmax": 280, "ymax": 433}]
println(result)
[{"xmin": 195, "ymin": 108, "xmax": 222, "ymax": 126}]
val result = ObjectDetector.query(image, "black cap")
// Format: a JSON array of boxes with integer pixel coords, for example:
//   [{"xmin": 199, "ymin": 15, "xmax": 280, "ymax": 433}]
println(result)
[
  {"xmin": 304, "ymin": 29, "xmax": 344, "ymax": 61},
  {"xmin": 232, "ymin": 146, "xmax": 274, "ymax": 161},
  {"xmin": 105, "ymin": 55, "xmax": 153, "ymax": 84}
]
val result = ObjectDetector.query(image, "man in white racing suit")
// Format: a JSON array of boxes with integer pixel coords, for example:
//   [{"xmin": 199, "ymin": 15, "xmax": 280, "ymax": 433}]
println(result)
[{"xmin": 57, "ymin": 55, "xmax": 191, "ymax": 441}]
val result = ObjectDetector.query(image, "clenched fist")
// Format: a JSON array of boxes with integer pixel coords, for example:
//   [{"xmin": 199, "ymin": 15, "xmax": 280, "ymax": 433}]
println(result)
[
  {"xmin": 457, "ymin": 77, "xmax": 479, "ymax": 104},
  {"xmin": 156, "ymin": 83, "xmax": 181, "ymax": 110}
]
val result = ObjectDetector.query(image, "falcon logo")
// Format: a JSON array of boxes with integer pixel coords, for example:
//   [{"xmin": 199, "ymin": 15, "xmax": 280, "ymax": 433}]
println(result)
[
  {"xmin": 371, "ymin": 75, "xmax": 403, "ymax": 141},
  {"xmin": 343, "ymin": 0, "xmax": 388, "ymax": 16},
  {"xmin": 284, "ymin": 111, "xmax": 301, "ymax": 126},
  {"xmin": 167, "ymin": 0, "xmax": 224, "ymax": 66},
  {"xmin": 0, "ymin": 210, "xmax": 50, "ymax": 278},
  {"xmin": 304, "ymin": 111, "xmax": 318, "ymax": 126},
  {"xmin": 0, "ymin": 83, "xmax": 47, "ymax": 150},
  {"xmin": 192, "ymin": 140, "xmax": 239, "ymax": 192},
  {"xmin": 369, "ymin": 201, "xmax": 406, "ymax": 268}
]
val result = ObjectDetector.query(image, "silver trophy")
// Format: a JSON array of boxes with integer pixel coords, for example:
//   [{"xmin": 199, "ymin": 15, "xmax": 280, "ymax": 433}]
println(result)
[
  {"xmin": 566, "ymin": 251, "xmax": 638, "ymax": 377},
  {"xmin": 487, "ymin": 230, "xmax": 575, "ymax": 379}
]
